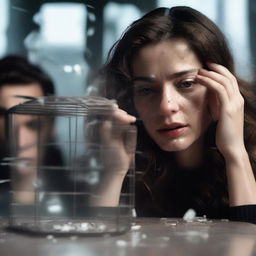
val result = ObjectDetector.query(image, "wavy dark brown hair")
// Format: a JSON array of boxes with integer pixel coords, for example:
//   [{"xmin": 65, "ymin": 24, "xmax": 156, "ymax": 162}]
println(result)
[{"xmin": 98, "ymin": 6, "xmax": 256, "ymax": 216}]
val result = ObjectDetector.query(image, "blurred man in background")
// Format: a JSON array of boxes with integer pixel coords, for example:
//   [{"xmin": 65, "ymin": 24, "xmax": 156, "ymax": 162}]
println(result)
[
  {"xmin": 0, "ymin": 55, "xmax": 54, "ymax": 144},
  {"xmin": 0, "ymin": 55, "xmax": 55, "ymax": 213}
]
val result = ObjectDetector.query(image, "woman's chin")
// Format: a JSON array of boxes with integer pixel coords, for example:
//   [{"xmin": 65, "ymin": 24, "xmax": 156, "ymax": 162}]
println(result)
[{"xmin": 157, "ymin": 138, "xmax": 192, "ymax": 152}]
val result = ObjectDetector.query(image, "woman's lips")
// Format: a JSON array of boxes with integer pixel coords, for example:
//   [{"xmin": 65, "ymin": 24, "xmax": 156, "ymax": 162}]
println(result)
[{"xmin": 157, "ymin": 124, "xmax": 188, "ymax": 138}]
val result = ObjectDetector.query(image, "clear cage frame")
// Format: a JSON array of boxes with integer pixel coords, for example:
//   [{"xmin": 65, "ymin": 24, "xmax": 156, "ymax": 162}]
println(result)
[{"xmin": 6, "ymin": 96, "xmax": 137, "ymax": 235}]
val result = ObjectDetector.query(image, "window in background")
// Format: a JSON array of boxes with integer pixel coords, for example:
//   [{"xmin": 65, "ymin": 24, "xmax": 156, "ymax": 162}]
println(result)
[
  {"xmin": 24, "ymin": 2, "xmax": 89, "ymax": 97},
  {"xmin": 221, "ymin": 0, "xmax": 251, "ymax": 80},
  {"xmin": 0, "ymin": 0, "xmax": 9, "ymax": 58},
  {"xmin": 102, "ymin": 2, "xmax": 141, "ymax": 63},
  {"xmin": 248, "ymin": 0, "xmax": 256, "ymax": 77},
  {"xmin": 21, "ymin": 2, "xmax": 92, "ymax": 156}
]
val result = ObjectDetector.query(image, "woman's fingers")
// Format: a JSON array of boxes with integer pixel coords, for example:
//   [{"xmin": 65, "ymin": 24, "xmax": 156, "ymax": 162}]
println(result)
[
  {"xmin": 196, "ymin": 63, "xmax": 244, "ymax": 123},
  {"xmin": 207, "ymin": 63, "xmax": 239, "ymax": 92},
  {"xmin": 196, "ymin": 63, "xmax": 245, "ymax": 156},
  {"xmin": 112, "ymin": 108, "xmax": 136, "ymax": 124},
  {"xmin": 102, "ymin": 109, "xmax": 136, "ymax": 146},
  {"xmin": 198, "ymin": 70, "xmax": 233, "ymax": 99},
  {"xmin": 86, "ymin": 108, "xmax": 136, "ymax": 149},
  {"xmin": 86, "ymin": 119, "xmax": 101, "ymax": 143},
  {"xmin": 207, "ymin": 90, "xmax": 220, "ymax": 121},
  {"xmin": 196, "ymin": 63, "xmax": 243, "ymax": 105},
  {"xmin": 200, "ymin": 63, "xmax": 239, "ymax": 93},
  {"xmin": 196, "ymin": 72, "xmax": 229, "ymax": 106},
  {"xmin": 124, "ymin": 126, "xmax": 137, "ymax": 154}
]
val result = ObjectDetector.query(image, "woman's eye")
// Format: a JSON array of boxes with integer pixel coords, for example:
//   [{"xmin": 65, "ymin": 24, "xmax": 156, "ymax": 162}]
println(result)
[
  {"xmin": 179, "ymin": 80, "xmax": 195, "ymax": 89},
  {"xmin": 135, "ymin": 87, "xmax": 155, "ymax": 96}
]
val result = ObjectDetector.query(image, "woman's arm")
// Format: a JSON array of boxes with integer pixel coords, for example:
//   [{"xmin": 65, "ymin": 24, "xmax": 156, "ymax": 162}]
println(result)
[
  {"xmin": 196, "ymin": 63, "xmax": 256, "ymax": 206},
  {"xmin": 224, "ymin": 147, "xmax": 256, "ymax": 206},
  {"xmin": 89, "ymin": 172, "xmax": 127, "ymax": 206}
]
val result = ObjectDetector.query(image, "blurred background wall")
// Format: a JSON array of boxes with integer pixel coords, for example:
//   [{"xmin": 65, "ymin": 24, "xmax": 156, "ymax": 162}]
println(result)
[{"xmin": 1, "ymin": 0, "xmax": 256, "ymax": 96}]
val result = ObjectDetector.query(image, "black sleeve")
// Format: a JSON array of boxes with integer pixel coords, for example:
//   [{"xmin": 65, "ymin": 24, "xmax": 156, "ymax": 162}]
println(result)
[{"xmin": 229, "ymin": 205, "xmax": 256, "ymax": 224}]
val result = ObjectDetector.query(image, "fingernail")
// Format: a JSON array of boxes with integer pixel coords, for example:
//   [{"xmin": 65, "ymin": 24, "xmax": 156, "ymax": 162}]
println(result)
[{"xmin": 130, "ymin": 116, "xmax": 136, "ymax": 122}]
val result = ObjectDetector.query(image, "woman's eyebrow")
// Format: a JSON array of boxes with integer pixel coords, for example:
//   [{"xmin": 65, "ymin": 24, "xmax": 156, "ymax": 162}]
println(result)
[
  {"xmin": 132, "ymin": 76, "xmax": 155, "ymax": 83},
  {"xmin": 168, "ymin": 69, "xmax": 199, "ymax": 79},
  {"xmin": 132, "ymin": 69, "xmax": 199, "ymax": 83}
]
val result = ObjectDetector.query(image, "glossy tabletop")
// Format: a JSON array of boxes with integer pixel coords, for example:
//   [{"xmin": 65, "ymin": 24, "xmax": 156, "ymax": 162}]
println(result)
[{"xmin": 0, "ymin": 217, "xmax": 255, "ymax": 256}]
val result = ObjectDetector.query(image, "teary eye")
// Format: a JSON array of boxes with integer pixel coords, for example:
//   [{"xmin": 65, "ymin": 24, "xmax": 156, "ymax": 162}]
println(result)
[{"xmin": 179, "ymin": 80, "xmax": 195, "ymax": 89}]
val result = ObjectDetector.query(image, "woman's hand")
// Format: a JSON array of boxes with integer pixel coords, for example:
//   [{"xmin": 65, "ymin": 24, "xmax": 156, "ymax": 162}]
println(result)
[
  {"xmin": 86, "ymin": 106, "xmax": 137, "ymax": 175},
  {"xmin": 196, "ymin": 63, "xmax": 256, "ymax": 206},
  {"xmin": 196, "ymin": 63, "xmax": 245, "ymax": 159},
  {"xmin": 85, "ymin": 105, "xmax": 137, "ymax": 206}
]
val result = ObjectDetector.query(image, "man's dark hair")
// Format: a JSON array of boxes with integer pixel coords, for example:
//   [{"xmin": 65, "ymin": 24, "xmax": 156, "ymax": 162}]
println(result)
[{"xmin": 0, "ymin": 55, "xmax": 54, "ymax": 96}]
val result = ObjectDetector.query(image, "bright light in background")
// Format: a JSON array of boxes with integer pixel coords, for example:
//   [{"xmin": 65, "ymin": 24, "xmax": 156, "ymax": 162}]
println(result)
[
  {"xmin": 0, "ymin": 0, "xmax": 9, "ymax": 57},
  {"xmin": 222, "ymin": 0, "xmax": 251, "ymax": 80},
  {"xmin": 23, "ymin": 3, "xmax": 90, "ymax": 160},
  {"xmin": 24, "ymin": 2, "xmax": 89, "ymax": 96},
  {"xmin": 102, "ymin": 2, "xmax": 141, "ymax": 62},
  {"xmin": 33, "ymin": 3, "xmax": 87, "ymax": 48}
]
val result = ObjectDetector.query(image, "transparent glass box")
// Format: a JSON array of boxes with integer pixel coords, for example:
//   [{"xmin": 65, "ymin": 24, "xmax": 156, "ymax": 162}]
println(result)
[{"xmin": 6, "ymin": 96, "xmax": 137, "ymax": 235}]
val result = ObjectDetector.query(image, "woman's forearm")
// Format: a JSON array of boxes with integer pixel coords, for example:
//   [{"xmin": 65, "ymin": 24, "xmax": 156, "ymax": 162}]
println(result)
[
  {"xmin": 225, "ymin": 147, "xmax": 256, "ymax": 206},
  {"xmin": 89, "ymin": 173, "xmax": 126, "ymax": 207}
]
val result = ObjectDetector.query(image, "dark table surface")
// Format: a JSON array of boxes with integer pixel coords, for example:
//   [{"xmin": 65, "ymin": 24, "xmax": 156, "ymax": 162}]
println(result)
[{"xmin": 0, "ymin": 217, "xmax": 256, "ymax": 256}]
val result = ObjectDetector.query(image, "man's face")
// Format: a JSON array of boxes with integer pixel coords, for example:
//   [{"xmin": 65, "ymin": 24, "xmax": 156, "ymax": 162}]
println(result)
[
  {"xmin": 0, "ymin": 83, "xmax": 44, "ymax": 176},
  {"xmin": 0, "ymin": 83, "xmax": 44, "ymax": 142}
]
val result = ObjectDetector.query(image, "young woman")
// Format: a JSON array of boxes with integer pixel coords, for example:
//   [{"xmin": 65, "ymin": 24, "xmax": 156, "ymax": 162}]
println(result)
[{"xmin": 94, "ymin": 6, "xmax": 256, "ymax": 223}]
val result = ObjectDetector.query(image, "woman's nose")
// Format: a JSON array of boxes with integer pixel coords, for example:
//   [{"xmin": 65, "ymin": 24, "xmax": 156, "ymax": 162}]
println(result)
[{"xmin": 159, "ymin": 87, "xmax": 179, "ymax": 114}]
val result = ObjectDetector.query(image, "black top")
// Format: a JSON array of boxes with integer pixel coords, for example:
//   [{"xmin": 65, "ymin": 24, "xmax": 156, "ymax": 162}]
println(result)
[
  {"xmin": 135, "ymin": 181, "xmax": 256, "ymax": 224},
  {"xmin": 134, "ymin": 147, "xmax": 256, "ymax": 224}
]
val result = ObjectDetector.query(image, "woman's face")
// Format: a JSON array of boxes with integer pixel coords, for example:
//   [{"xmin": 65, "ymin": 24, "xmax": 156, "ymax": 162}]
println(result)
[{"xmin": 132, "ymin": 39, "xmax": 212, "ymax": 152}]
